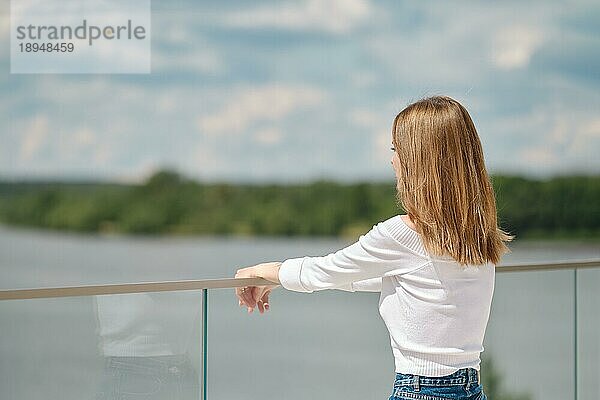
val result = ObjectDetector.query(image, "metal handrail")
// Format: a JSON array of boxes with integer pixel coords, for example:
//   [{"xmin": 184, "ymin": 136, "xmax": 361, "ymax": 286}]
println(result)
[
  {"xmin": 0, "ymin": 277, "xmax": 272, "ymax": 300},
  {"xmin": 0, "ymin": 259, "xmax": 598, "ymax": 301},
  {"xmin": 495, "ymin": 259, "xmax": 599, "ymax": 272}
]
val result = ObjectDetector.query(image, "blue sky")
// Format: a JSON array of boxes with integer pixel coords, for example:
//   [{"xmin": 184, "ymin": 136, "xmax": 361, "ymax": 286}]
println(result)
[{"xmin": 1, "ymin": 0, "xmax": 599, "ymax": 183}]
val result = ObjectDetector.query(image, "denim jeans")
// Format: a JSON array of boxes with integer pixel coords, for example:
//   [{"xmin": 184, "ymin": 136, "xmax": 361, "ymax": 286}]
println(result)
[
  {"xmin": 95, "ymin": 355, "xmax": 199, "ymax": 400},
  {"xmin": 388, "ymin": 367, "xmax": 487, "ymax": 400}
]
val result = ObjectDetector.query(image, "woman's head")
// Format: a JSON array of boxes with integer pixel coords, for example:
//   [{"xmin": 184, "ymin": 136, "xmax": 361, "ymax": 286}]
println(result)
[{"xmin": 391, "ymin": 95, "xmax": 512, "ymax": 265}]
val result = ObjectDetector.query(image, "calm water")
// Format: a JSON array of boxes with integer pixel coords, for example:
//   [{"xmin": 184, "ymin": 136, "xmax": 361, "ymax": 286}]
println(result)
[{"xmin": 0, "ymin": 225, "xmax": 598, "ymax": 400}]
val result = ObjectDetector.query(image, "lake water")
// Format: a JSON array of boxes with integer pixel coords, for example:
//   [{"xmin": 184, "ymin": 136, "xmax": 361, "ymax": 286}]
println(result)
[{"xmin": 0, "ymin": 225, "xmax": 598, "ymax": 400}]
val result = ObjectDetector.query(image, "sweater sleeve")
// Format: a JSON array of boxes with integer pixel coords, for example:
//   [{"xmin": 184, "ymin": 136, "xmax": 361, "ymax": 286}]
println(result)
[
  {"xmin": 277, "ymin": 218, "xmax": 428, "ymax": 293},
  {"xmin": 336, "ymin": 277, "xmax": 382, "ymax": 292},
  {"xmin": 352, "ymin": 277, "xmax": 383, "ymax": 292}
]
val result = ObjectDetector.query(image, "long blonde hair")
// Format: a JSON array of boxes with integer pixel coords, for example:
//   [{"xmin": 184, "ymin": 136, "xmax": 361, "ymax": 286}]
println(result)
[{"xmin": 392, "ymin": 95, "xmax": 512, "ymax": 265}]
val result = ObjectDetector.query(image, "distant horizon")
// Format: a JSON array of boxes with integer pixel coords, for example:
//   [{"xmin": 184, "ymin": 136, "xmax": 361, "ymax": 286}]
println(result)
[{"xmin": 1, "ymin": 168, "xmax": 598, "ymax": 186}]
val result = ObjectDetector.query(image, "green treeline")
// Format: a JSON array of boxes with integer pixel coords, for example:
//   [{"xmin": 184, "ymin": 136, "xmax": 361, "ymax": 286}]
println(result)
[{"xmin": 0, "ymin": 170, "xmax": 598, "ymax": 239}]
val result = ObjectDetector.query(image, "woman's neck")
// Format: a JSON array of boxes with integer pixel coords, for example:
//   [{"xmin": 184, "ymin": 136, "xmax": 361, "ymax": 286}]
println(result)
[{"xmin": 401, "ymin": 214, "xmax": 418, "ymax": 232}]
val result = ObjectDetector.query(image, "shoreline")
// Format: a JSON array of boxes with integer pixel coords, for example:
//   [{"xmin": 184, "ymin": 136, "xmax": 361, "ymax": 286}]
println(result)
[{"xmin": 1, "ymin": 222, "xmax": 598, "ymax": 243}]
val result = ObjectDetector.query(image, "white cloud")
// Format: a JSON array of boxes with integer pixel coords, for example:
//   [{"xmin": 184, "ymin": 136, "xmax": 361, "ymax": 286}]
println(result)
[
  {"xmin": 505, "ymin": 107, "xmax": 600, "ymax": 173},
  {"xmin": 348, "ymin": 108, "xmax": 395, "ymax": 170},
  {"xmin": 374, "ymin": 131, "xmax": 392, "ymax": 164},
  {"xmin": 222, "ymin": 0, "xmax": 371, "ymax": 34},
  {"xmin": 161, "ymin": 25, "xmax": 188, "ymax": 45},
  {"xmin": 2, "ymin": 2, "xmax": 599, "ymax": 181},
  {"xmin": 19, "ymin": 114, "xmax": 49, "ymax": 162},
  {"xmin": 351, "ymin": 71, "xmax": 378, "ymax": 89},
  {"xmin": 186, "ymin": 144, "xmax": 227, "ymax": 180},
  {"xmin": 114, "ymin": 157, "xmax": 162, "ymax": 184},
  {"xmin": 0, "ymin": 12, "xmax": 8, "ymax": 38},
  {"xmin": 92, "ymin": 144, "xmax": 112, "ymax": 165},
  {"xmin": 350, "ymin": 108, "xmax": 381, "ymax": 128},
  {"xmin": 568, "ymin": 117, "xmax": 600, "ymax": 154},
  {"xmin": 152, "ymin": 32, "xmax": 224, "ymax": 74},
  {"xmin": 364, "ymin": 4, "xmax": 557, "ymax": 86},
  {"xmin": 366, "ymin": 28, "xmax": 488, "ymax": 85},
  {"xmin": 156, "ymin": 91, "xmax": 179, "ymax": 114},
  {"xmin": 153, "ymin": 49, "xmax": 223, "ymax": 74},
  {"xmin": 129, "ymin": 12, "xmax": 224, "ymax": 74},
  {"xmin": 73, "ymin": 127, "xmax": 96, "ymax": 147},
  {"xmin": 254, "ymin": 127, "xmax": 283, "ymax": 145},
  {"xmin": 196, "ymin": 84, "xmax": 326, "ymax": 136},
  {"xmin": 518, "ymin": 147, "xmax": 558, "ymax": 167},
  {"xmin": 491, "ymin": 26, "xmax": 543, "ymax": 69}
]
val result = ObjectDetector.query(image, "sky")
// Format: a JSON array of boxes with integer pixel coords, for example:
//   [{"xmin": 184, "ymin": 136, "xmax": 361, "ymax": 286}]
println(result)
[{"xmin": 1, "ymin": 0, "xmax": 599, "ymax": 183}]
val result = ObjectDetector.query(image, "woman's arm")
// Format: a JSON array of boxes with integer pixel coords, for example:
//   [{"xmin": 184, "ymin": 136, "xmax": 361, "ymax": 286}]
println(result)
[
  {"xmin": 235, "ymin": 217, "xmax": 427, "ymax": 312},
  {"xmin": 336, "ymin": 277, "xmax": 382, "ymax": 292},
  {"xmin": 237, "ymin": 262, "xmax": 382, "ymax": 291},
  {"xmin": 276, "ymin": 220, "xmax": 426, "ymax": 293},
  {"xmin": 235, "ymin": 263, "xmax": 381, "ymax": 313}
]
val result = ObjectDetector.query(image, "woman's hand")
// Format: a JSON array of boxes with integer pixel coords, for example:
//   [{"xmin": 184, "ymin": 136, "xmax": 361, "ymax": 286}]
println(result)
[{"xmin": 235, "ymin": 262, "xmax": 281, "ymax": 314}]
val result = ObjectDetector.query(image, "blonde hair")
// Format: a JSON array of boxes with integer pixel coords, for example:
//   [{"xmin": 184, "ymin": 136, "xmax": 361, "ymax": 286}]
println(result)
[{"xmin": 392, "ymin": 95, "xmax": 512, "ymax": 265}]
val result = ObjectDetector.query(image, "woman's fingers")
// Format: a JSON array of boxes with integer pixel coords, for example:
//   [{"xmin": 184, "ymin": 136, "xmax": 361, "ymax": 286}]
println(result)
[
  {"xmin": 256, "ymin": 289, "xmax": 271, "ymax": 314},
  {"xmin": 257, "ymin": 297, "xmax": 265, "ymax": 314},
  {"xmin": 235, "ymin": 287, "xmax": 245, "ymax": 305},
  {"xmin": 234, "ymin": 266, "xmax": 258, "ymax": 312},
  {"xmin": 236, "ymin": 286, "xmax": 256, "ymax": 312},
  {"xmin": 236, "ymin": 285, "xmax": 274, "ymax": 315},
  {"xmin": 252, "ymin": 286, "xmax": 264, "ymax": 304},
  {"xmin": 246, "ymin": 288, "xmax": 257, "ymax": 313},
  {"xmin": 236, "ymin": 288, "xmax": 247, "ymax": 310},
  {"xmin": 258, "ymin": 290, "xmax": 271, "ymax": 313},
  {"xmin": 262, "ymin": 291, "xmax": 270, "ymax": 311},
  {"xmin": 249, "ymin": 287, "xmax": 262, "ymax": 313}
]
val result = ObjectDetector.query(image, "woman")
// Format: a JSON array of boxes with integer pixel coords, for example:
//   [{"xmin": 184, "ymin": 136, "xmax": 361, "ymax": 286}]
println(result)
[{"xmin": 234, "ymin": 95, "xmax": 512, "ymax": 400}]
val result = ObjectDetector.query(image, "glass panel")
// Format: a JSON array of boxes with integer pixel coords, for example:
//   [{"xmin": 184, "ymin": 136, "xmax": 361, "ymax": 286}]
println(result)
[
  {"xmin": 0, "ymin": 291, "xmax": 203, "ymax": 400},
  {"xmin": 483, "ymin": 269, "xmax": 574, "ymax": 400},
  {"xmin": 208, "ymin": 287, "xmax": 394, "ymax": 399},
  {"xmin": 578, "ymin": 268, "xmax": 600, "ymax": 400}
]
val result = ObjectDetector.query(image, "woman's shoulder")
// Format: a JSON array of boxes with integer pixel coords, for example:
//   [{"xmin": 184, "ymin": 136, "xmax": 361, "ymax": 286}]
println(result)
[
  {"xmin": 370, "ymin": 214, "xmax": 427, "ymax": 258},
  {"xmin": 377, "ymin": 214, "xmax": 418, "ymax": 238}
]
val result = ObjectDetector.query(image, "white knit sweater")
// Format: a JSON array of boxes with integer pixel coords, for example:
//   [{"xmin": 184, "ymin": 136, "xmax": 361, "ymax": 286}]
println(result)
[{"xmin": 278, "ymin": 214, "xmax": 495, "ymax": 377}]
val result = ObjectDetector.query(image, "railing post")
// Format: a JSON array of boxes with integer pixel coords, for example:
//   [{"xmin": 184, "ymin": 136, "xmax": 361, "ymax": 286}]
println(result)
[
  {"xmin": 202, "ymin": 288, "xmax": 208, "ymax": 400},
  {"xmin": 574, "ymin": 269, "xmax": 578, "ymax": 400}
]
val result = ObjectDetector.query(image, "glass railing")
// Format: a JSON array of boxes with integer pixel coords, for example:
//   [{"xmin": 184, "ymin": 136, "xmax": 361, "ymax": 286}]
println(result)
[
  {"xmin": 0, "ymin": 260, "xmax": 598, "ymax": 400},
  {"xmin": 483, "ymin": 261, "xmax": 600, "ymax": 400}
]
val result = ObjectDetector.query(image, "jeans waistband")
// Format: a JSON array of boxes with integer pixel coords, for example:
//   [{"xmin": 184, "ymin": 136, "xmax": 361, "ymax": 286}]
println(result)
[{"xmin": 394, "ymin": 367, "xmax": 480, "ymax": 388}]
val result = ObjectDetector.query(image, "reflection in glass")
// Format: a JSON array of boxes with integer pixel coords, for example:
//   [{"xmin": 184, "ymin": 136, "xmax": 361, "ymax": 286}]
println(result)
[{"xmin": 94, "ymin": 291, "xmax": 202, "ymax": 400}]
